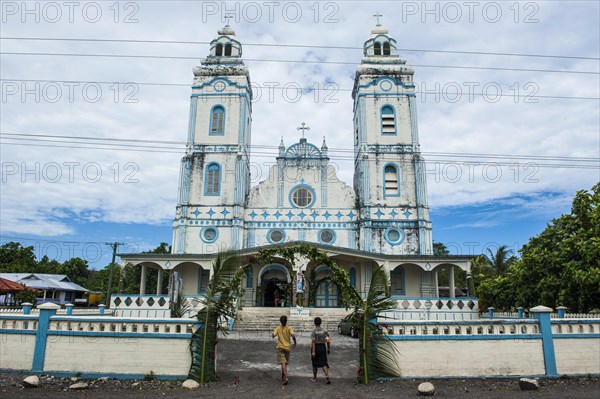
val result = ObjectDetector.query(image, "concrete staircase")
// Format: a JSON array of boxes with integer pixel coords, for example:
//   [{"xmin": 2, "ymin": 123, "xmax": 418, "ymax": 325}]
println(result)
[{"xmin": 233, "ymin": 307, "xmax": 351, "ymax": 333}]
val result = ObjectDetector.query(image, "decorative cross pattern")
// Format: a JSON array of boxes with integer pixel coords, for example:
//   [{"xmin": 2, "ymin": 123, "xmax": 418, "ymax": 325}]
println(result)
[
  {"xmin": 297, "ymin": 122, "xmax": 310, "ymax": 139},
  {"xmin": 373, "ymin": 12, "xmax": 383, "ymax": 26}
]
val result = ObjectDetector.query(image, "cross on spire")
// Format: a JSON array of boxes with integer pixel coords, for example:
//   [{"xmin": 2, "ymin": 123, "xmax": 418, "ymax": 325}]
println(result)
[
  {"xmin": 223, "ymin": 14, "xmax": 233, "ymax": 26},
  {"xmin": 297, "ymin": 122, "xmax": 310, "ymax": 139},
  {"xmin": 373, "ymin": 12, "xmax": 383, "ymax": 26}
]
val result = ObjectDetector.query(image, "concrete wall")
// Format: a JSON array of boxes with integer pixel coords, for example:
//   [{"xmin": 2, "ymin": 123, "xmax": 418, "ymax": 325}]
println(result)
[
  {"xmin": 44, "ymin": 336, "xmax": 190, "ymax": 376},
  {"xmin": 0, "ymin": 332, "xmax": 36, "ymax": 370},
  {"xmin": 391, "ymin": 338, "xmax": 545, "ymax": 377}
]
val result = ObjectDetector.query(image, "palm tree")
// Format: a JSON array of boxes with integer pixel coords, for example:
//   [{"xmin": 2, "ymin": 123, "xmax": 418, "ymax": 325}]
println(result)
[
  {"xmin": 485, "ymin": 245, "xmax": 516, "ymax": 275},
  {"xmin": 350, "ymin": 266, "xmax": 401, "ymax": 383},
  {"xmin": 188, "ymin": 252, "xmax": 246, "ymax": 383}
]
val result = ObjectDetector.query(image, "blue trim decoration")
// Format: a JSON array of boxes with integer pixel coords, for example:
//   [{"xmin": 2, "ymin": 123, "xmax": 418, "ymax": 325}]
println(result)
[
  {"xmin": 208, "ymin": 105, "xmax": 225, "ymax": 136},
  {"xmin": 267, "ymin": 228, "xmax": 285, "ymax": 244},
  {"xmin": 385, "ymin": 227, "xmax": 404, "ymax": 246},
  {"xmin": 384, "ymin": 163, "xmax": 400, "ymax": 198},
  {"xmin": 318, "ymin": 229, "xmax": 336, "ymax": 245},
  {"xmin": 289, "ymin": 184, "xmax": 316, "ymax": 209},
  {"xmin": 200, "ymin": 227, "xmax": 218, "ymax": 243},
  {"xmin": 380, "ymin": 104, "xmax": 397, "ymax": 135}
]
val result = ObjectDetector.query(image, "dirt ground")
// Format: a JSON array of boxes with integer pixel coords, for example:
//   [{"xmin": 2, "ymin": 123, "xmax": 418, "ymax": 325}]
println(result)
[{"xmin": 2, "ymin": 331, "xmax": 599, "ymax": 399}]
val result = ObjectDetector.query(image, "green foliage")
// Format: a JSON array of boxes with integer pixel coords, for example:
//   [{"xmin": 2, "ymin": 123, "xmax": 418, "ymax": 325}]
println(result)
[
  {"xmin": 144, "ymin": 371, "xmax": 156, "ymax": 381},
  {"xmin": 474, "ymin": 184, "xmax": 600, "ymax": 312},
  {"xmin": 0, "ymin": 242, "xmax": 39, "ymax": 273},
  {"xmin": 188, "ymin": 252, "xmax": 247, "ymax": 384},
  {"xmin": 354, "ymin": 266, "xmax": 400, "ymax": 383},
  {"xmin": 14, "ymin": 288, "xmax": 40, "ymax": 305}
]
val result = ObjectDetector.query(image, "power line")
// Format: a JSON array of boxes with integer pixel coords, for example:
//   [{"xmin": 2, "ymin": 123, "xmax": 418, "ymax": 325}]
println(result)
[
  {"xmin": 2, "ymin": 78, "xmax": 598, "ymax": 101},
  {"xmin": 1, "ymin": 36, "xmax": 598, "ymax": 61},
  {"xmin": 2, "ymin": 132, "xmax": 599, "ymax": 162},
  {"xmin": 2, "ymin": 137, "xmax": 597, "ymax": 170},
  {"xmin": 2, "ymin": 51, "xmax": 598, "ymax": 76}
]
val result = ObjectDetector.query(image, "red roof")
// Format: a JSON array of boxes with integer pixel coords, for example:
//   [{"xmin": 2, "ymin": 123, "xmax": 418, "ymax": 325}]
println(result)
[{"xmin": 0, "ymin": 277, "xmax": 26, "ymax": 293}]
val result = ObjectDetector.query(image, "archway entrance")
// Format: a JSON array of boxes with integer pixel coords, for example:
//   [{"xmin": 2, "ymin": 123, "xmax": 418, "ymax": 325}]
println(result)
[
  {"xmin": 314, "ymin": 279, "xmax": 340, "ymax": 307},
  {"xmin": 258, "ymin": 263, "xmax": 290, "ymax": 307}
]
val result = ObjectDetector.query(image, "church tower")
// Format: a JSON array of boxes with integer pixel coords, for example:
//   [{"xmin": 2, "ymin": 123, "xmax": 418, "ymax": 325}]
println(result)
[
  {"xmin": 352, "ymin": 22, "xmax": 433, "ymax": 256},
  {"xmin": 172, "ymin": 24, "xmax": 252, "ymax": 254}
]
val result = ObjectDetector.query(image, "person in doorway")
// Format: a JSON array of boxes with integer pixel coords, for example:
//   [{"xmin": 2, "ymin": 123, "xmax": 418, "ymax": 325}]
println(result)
[
  {"xmin": 310, "ymin": 316, "xmax": 331, "ymax": 384},
  {"xmin": 274, "ymin": 289, "xmax": 281, "ymax": 307},
  {"xmin": 272, "ymin": 315, "xmax": 296, "ymax": 385}
]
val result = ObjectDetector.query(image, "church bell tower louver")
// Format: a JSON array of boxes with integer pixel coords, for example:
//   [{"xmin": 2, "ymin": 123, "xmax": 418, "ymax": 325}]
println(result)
[{"xmin": 352, "ymin": 22, "xmax": 433, "ymax": 257}]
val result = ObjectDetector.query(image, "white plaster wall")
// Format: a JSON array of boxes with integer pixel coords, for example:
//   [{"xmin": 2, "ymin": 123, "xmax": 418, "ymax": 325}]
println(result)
[
  {"xmin": 402, "ymin": 265, "xmax": 422, "ymax": 297},
  {"xmin": 554, "ymin": 338, "xmax": 600, "ymax": 375},
  {"xmin": 391, "ymin": 339, "xmax": 545, "ymax": 377},
  {"xmin": 43, "ymin": 336, "xmax": 191, "ymax": 376},
  {"xmin": 0, "ymin": 333, "xmax": 35, "ymax": 369}
]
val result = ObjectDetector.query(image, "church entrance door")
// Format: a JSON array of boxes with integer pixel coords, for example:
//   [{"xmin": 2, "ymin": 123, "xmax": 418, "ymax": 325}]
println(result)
[
  {"xmin": 263, "ymin": 279, "xmax": 286, "ymax": 307},
  {"xmin": 315, "ymin": 280, "xmax": 340, "ymax": 307}
]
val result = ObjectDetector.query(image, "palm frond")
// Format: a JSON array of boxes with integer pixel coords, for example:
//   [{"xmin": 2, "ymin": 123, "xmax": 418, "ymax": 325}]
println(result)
[{"xmin": 356, "ymin": 266, "xmax": 401, "ymax": 383}]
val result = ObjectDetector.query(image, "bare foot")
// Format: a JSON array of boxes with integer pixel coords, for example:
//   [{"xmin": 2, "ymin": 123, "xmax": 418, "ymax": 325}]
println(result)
[{"xmin": 310, "ymin": 378, "xmax": 317, "ymax": 382}]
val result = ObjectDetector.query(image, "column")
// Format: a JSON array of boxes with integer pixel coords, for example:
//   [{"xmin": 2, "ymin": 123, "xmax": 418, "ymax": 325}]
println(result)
[
  {"xmin": 140, "ymin": 265, "xmax": 147, "ymax": 295},
  {"xmin": 448, "ymin": 265, "xmax": 455, "ymax": 298},
  {"xmin": 32, "ymin": 302, "xmax": 60, "ymax": 372},
  {"xmin": 156, "ymin": 268, "xmax": 163, "ymax": 295},
  {"xmin": 531, "ymin": 305, "xmax": 557, "ymax": 377}
]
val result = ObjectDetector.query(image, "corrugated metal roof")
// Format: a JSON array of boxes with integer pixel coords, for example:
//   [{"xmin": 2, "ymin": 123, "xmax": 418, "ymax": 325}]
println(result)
[{"xmin": 0, "ymin": 273, "xmax": 89, "ymax": 292}]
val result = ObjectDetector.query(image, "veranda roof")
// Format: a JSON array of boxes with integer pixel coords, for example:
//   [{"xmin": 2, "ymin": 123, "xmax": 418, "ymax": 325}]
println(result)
[{"xmin": 0, "ymin": 277, "xmax": 25, "ymax": 293}]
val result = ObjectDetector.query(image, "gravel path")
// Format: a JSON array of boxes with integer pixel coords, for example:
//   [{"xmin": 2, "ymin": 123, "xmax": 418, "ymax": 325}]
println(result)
[{"xmin": 2, "ymin": 331, "xmax": 599, "ymax": 398}]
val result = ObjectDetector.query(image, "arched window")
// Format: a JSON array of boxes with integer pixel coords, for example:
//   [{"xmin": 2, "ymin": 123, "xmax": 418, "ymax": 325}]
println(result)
[
  {"xmin": 391, "ymin": 266, "xmax": 404, "ymax": 295},
  {"xmin": 210, "ymin": 106, "xmax": 225, "ymax": 135},
  {"xmin": 224, "ymin": 43, "xmax": 232, "ymax": 56},
  {"xmin": 381, "ymin": 105, "xmax": 396, "ymax": 134},
  {"xmin": 205, "ymin": 163, "xmax": 221, "ymax": 195},
  {"xmin": 374, "ymin": 42, "xmax": 382, "ymax": 55},
  {"xmin": 215, "ymin": 43, "xmax": 223, "ymax": 56},
  {"xmin": 246, "ymin": 267, "xmax": 253, "ymax": 289},
  {"xmin": 349, "ymin": 267, "xmax": 356, "ymax": 288},
  {"xmin": 383, "ymin": 42, "xmax": 391, "ymax": 55},
  {"xmin": 384, "ymin": 164, "xmax": 399, "ymax": 196}
]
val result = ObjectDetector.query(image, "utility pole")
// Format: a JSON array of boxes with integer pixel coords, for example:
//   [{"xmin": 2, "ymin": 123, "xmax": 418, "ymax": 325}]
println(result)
[{"xmin": 105, "ymin": 242, "xmax": 124, "ymax": 306}]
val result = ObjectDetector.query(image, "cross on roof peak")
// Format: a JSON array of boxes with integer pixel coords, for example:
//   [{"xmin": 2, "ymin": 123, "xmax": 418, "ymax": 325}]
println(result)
[
  {"xmin": 297, "ymin": 122, "xmax": 310, "ymax": 139},
  {"xmin": 373, "ymin": 12, "xmax": 383, "ymax": 26},
  {"xmin": 223, "ymin": 14, "xmax": 233, "ymax": 25}
]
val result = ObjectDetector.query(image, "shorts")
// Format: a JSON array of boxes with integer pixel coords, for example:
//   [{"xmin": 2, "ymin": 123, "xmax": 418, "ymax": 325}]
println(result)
[{"xmin": 277, "ymin": 348, "xmax": 290, "ymax": 364}]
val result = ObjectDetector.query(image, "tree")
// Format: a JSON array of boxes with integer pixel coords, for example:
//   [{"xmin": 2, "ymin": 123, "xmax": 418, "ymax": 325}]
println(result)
[
  {"xmin": 476, "ymin": 184, "xmax": 600, "ymax": 312},
  {"xmin": 509, "ymin": 183, "xmax": 600, "ymax": 312},
  {"xmin": 484, "ymin": 245, "xmax": 517, "ymax": 276},
  {"xmin": 188, "ymin": 252, "xmax": 246, "ymax": 383},
  {"xmin": 352, "ymin": 266, "xmax": 400, "ymax": 383},
  {"xmin": 0, "ymin": 242, "xmax": 38, "ymax": 273}
]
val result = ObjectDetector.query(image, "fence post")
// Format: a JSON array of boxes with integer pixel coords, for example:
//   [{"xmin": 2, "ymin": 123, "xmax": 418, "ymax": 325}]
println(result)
[
  {"xmin": 98, "ymin": 304, "xmax": 106, "ymax": 316},
  {"xmin": 556, "ymin": 306, "xmax": 567, "ymax": 319},
  {"xmin": 487, "ymin": 307, "xmax": 495, "ymax": 319},
  {"xmin": 531, "ymin": 305, "xmax": 557, "ymax": 377},
  {"xmin": 65, "ymin": 303, "xmax": 74, "ymax": 316},
  {"xmin": 517, "ymin": 307, "xmax": 524, "ymax": 318},
  {"xmin": 32, "ymin": 302, "xmax": 60, "ymax": 372},
  {"xmin": 22, "ymin": 302, "xmax": 32, "ymax": 315}
]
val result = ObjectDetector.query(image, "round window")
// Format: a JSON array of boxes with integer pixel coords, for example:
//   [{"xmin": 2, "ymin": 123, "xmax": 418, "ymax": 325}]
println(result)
[
  {"xmin": 202, "ymin": 227, "xmax": 218, "ymax": 243},
  {"xmin": 291, "ymin": 186, "xmax": 314, "ymax": 208},
  {"xmin": 385, "ymin": 228, "xmax": 403, "ymax": 245},
  {"xmin": 320, "ymin": 229, "xmax": 335, "ymax": 244},
  {"xmin": 269, "ymin": 229, "xmax": 284, "ymax": 243}
]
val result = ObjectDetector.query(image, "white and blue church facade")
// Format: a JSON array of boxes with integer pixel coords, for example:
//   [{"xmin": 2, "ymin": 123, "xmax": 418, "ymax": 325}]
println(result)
[{"xmin": 119, "ymin": 24, "xmax": 476, "ymax": 316}]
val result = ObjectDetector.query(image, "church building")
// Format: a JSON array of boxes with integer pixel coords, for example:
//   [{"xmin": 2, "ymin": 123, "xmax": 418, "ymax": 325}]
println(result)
[{"xmin": 119, "ymin": 23, "xmax": 476, "ymax": 318}]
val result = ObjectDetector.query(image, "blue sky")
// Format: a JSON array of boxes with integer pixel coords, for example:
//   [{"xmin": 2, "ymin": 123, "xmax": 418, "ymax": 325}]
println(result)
[{"xmin": 1, "ymin": 1, "xmax": 599, "ymax": 268}]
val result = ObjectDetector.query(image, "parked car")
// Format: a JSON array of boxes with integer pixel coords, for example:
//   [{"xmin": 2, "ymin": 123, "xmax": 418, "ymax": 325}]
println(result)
[{"xmin": 338, "ymin": 314, "xmax": 359, "ymax": 338}]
